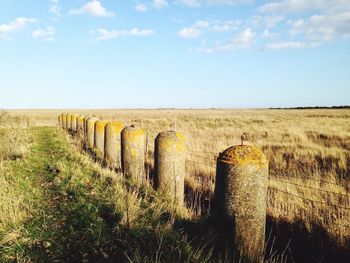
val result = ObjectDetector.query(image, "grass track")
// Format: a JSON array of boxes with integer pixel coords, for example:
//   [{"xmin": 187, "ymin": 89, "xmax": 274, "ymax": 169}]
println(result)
[{"xmin": 1, "ymin": 127, "xmax": 208, "ymax": 263}]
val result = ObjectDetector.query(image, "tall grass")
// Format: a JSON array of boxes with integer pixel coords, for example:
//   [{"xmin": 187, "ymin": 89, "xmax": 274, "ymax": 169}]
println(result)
[
  {"xmin": 4, "ymin": 109, "xmax": 350, "ymax": 261},
  {"xmin": 0, "ymin": 114, "xmax": 33, "ymax": 261}
]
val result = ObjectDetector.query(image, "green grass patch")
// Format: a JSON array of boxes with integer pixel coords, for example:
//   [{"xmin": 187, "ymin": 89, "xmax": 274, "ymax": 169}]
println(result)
[{"xmin": 0, "ymin": 127, "xmax": 212, "ymax": 262}]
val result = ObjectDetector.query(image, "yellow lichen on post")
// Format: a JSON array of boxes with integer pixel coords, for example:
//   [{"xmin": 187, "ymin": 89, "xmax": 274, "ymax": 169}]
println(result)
[
  {"xmin": 213, "ymin": 145, "xmax": 268, "ymax": 262},
  {"xmin": 66, "ymin": 113, "xmax": 72, "ymax": 132},
  {"xmin": 76, "ymin": 116, "xmax": 85, "ymax": 137},
  {"xmin": 62, "ymin": 113, "xmax": 67, "ymax": 130},
  {"xmin": 154, "ymin": 131, "xmax": 185, "ymax": 206},
  {"xmin": 58, "ymin": 114, "xmax": 62, "ymax": 128},
  {"xmin": 60, "ymin": 114, "xmax": 64, "ymax": 128},
  {"xmin": 94, "ymin": 120, "xmax": 109, "ymax": 159},
  {"xmin": 87, "ymin": 117, "xmax": 99, "ymax": 149},
  {"xmin": 121, "ymin": 126, "xmax": 145, "ymax": 184},
  {"xmin": 105, "ymin": 121, "xmax": 124, "ymax": 169},
  {"xmin": 83, "ymin": 116, "xmax": 91, "ymax": 140},
  {"xmin": 71, "ymin": 114, "xmax": 79, "ymax": 134}
]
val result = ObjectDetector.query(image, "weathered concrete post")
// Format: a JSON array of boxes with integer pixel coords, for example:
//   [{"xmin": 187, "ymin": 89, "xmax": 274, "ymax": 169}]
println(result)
[
  {"xmin": 87, "ymin": 117, "xmax": 99, "ymax": 149},
  {"xmin": 154, "ymin": 131, "xmax": 185, "ymax": 206},
  {"xmin": 77, "ymin": 116, "xmax": 85, "ymax": 137},
  {"xmin": 94, "ymin": 120, "xmax": 109, "ymax": 159},
  {"xmin": 61, "ymin": 114, "xmax": 64, "ymax": 128},
  {"xmin": 83, "ymin": 116, "xmax": 91, "ymax": 140},
  {"xmin": 213, "ymin": 145, "xmax": 268, "ymax": 262},
  {"xmin": 105, "ymin": 121, "xmax": 124, "ymax": 169},
  {"xmin": 71, "ymin": 114, "xmax": 79, "ymax": 134},
  {"xmin": 121, "ymin": 126, "xmax": 145, "ymax": 183},
  {"xmin": 62, "ymin": 113, "xmax": 67, "ymax": 130},
  {"xmin": 66, "ymin": 113, "xmax": 72, "ymax": 132},
  {"xmin": 58, "ymin": 114, "xmax": 62, "ymax": 128}
]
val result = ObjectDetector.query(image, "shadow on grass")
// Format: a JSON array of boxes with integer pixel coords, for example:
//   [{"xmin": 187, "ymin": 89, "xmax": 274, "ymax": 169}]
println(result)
[
  {"xmin": 265, "ymin": 215, "xmax": 350, "ymax": 263},
  {"xmin": 181, "ymin": 175, "xmax": 350, "ymax": 263}
]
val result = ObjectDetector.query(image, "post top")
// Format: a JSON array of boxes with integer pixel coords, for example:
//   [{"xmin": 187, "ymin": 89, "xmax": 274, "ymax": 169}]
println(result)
[
  {"xmin": 218, "ymin": 145, "xmax": 267, "ymax": 165},
  {"xmin": 156, "ymin": 130, "xmax": 185, "ymax": 142},
  {"xmin": 122, "ymin": 125, "xmax": 144, "ymax": 134},
  {"xmin": 106, "ymin": 120, "xmax": 123, "ymax": 127},
  {"xmin": 87, "ymin": 117, "xmax": 99, "ymax": 122},
  {"xmin": 95, "ymin": 119, "xmax": 109, "ymax": 125}
]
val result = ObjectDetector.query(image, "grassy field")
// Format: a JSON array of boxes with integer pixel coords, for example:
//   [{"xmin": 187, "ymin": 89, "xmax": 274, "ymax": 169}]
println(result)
[{"xmin": 1, "ymin": 109, "xmax": 350, "ymax": 262}]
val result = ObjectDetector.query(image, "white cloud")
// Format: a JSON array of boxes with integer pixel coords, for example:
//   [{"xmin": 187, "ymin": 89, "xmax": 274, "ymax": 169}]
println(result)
[
  {"xmin": 135, "ymin": 4, "xmax": 148, "ymax": 12},
  {"xmin": 264, "ymin": 15, "xmax": 285, "ymax": 28},
  {"xmin": 71, "ymin": 0, "xmax": 115, "ymax": 17},
  {"xmin": 211, "ymin": 20, "xmax": 242, "ymax": 32},
  {"xmin": 0, "ymin": 17, "xmax": 37, "ymax": 39},
  {"xmin": 258, "ymin": 0, "xmax": 350, "ymax": 14},
  {"xmin": 199, "ymin": 28, "xmax": 255, "ymax": 53},
  {"xmin": 262, "ymin": 29, "xmax": 276, "ymax": 38},
  {"xmin": 178, "ymin": 20, "xmax": 209, "ymax": 38},
  {"xmin": 134, "ymin": 0, "xmax": 168, "ymax": 12},
  {"xmin": 178, "ymin": 20, "xmax": 241, "ymax": 38},
  {"xmin": 49, "ymin": 0, "xmax": 60, "ymax": 14},
  {"xmin": 257, "ymin": 0, "xmax": 350, "ymax": 48},
  {"xmin": 94, "ymin": 28, "xmax": 155, "ymax": 40},
  {"xmin": 179, "ymin": 0, "xmax": 252, "ymax": 7},
  {"xmin": 178, "ymin": 0, "xmax": 200, "ymax": 7},
  {"xmin": 266, "ymin": 41, "xmax": 321, "ymax": 49},
  {"xmin": 153, "ymin": 0, "xmax": 168, "ymax": 8},
  {"xmin": 32, "ymin": 26, "xmax": 55, "ymax": 41},
  {"xmin": 266, "ymin": 41, "xmax": 306, "ymax": 49},
  {"xmin": 288, "ymin": 11, "xmax": 350, "ymax": 42},
  {"xmin": 178, "ymin": 27, "xmax": 202, "ymax": 38},
  {"xmin": 230, "ymin": 28, "xmax": 255, "ymax": 46}
]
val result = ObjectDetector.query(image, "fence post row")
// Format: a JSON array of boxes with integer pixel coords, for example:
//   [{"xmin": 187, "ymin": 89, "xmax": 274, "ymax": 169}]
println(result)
[{"xmin": 58, "ymin": 113, "xmax": 269, "ymax": 261}]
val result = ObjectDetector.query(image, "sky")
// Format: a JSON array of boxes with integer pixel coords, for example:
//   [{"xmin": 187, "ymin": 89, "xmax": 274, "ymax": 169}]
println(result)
[{"xmin": 0, "ymin": 0, "xmax": 349, "ymax": 109}]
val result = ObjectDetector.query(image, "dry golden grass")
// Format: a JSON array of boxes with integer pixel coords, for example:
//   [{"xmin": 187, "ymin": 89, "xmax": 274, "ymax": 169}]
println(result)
[
  {"xmin": 0, "ymin": 115, "xmax": 33, "ymax": 255},
  {"xmin": 8, "ymin": 108, "xmax": 350, "ymax": 248}
]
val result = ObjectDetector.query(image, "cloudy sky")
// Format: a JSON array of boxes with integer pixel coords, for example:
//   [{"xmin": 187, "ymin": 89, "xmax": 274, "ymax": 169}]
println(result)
[{"xmin": 0, "ymin": 0, "xmax": 349, "ymax": 108}]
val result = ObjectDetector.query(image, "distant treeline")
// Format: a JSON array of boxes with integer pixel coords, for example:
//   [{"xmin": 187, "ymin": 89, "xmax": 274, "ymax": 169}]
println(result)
[{"xmin": 270, "ymin": 106, "xmax": 350, "ymax": 110}]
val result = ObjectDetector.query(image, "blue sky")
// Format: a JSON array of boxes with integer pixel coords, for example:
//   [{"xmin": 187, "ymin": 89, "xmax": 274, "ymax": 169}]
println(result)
[{"xmin": 0, "ymin": 0, "xmax": 349, "ymax": 109}]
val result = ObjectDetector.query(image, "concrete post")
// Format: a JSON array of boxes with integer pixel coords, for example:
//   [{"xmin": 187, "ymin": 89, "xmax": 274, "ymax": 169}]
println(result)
[
  {"xmin": 62, "ymin": 113, "xmax": 67, "ymax": 130},
  {"xmin": 66, "ymin": 113, "xmax": 72, "ymax": 132},
  {"xmin": 121, "ymin": 126, "xmax": 145, "ymax": 184},
  {"xmin": 83, "ymin": 116, "xmax": 91, "ymax": 141},
  {"xmin": 87, "ymin": 117, "xmax": 99, "ymax": 149},
  {"xmin": 71, "ymin": 114, "xmax": 79, "ymax": 134},
  {"xmin": 94, "ymin": 120, "xmax": 109, "ymax": 158},
  {"xmin": 154, "ymin": 131, "xmax": 185, "ymax": 206},
  {"xmin": 105, "ymin": 121, "xmax": 124, "ymax": 169},
  {"xmin": 77, "ymin": 116, "xmax": 85, "ymax": 137},
  {"xmin": 58, "ymin": 114, "xmax": 62, "ymax": 128},
  {"xmin": 213, "ymin": 145, "xmax": 268, "ymax": 262}
]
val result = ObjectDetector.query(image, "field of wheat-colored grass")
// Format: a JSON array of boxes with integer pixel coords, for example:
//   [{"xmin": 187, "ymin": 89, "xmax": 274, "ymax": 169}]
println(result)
[{"xmin": 3, "ymin": 108, "xmax": 350, "ymax": 261}]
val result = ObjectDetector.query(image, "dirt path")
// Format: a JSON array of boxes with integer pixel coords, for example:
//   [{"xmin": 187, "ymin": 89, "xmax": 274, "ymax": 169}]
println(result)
[
  {"xmin": 1, "ymin": 127, "xmax": 121, "ymax": 262},
  {"xmin": 0, "ymin": 127, "xmax": 218, "ymax": 263}
]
